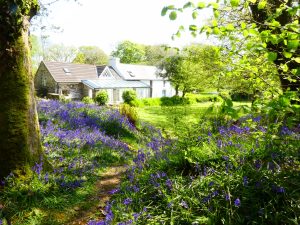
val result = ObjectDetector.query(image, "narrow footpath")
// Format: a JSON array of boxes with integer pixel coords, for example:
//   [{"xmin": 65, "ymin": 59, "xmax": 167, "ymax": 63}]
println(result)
[{"xmin": 68, "ymin": 166, "xmax": 127, "ymax": 225}]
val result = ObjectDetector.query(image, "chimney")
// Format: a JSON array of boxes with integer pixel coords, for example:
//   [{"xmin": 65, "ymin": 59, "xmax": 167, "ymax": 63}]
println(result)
[{"xmin": 109, "ymin": 57, "xmax": 120, "ymax": 67}]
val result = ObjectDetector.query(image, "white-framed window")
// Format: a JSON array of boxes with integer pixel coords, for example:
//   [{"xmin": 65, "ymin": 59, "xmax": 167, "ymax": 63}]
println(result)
[
  {"xmin": 163, "ymin": 80, "xmax": 166, "ymax": 87},
  {"xmin": 162, "ymin": 90, "xmax": 166, "ymax": 97},
  {"xmin": 102, "ymin": 70, "xmax": 111, "ymax": 77},
  {"xmin": 42, "ymin": 77, "xmax": 47, "ymax": 86}
]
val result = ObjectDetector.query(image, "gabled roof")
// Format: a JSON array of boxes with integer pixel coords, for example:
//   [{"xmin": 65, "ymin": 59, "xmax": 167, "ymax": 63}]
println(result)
[
  {"xmin": 82, "ymin": 80, "xmax": 149, "ymax": 89},
  {"xmin": 41, "ymin": 61, "xmax": 119, "ymax": 83}
]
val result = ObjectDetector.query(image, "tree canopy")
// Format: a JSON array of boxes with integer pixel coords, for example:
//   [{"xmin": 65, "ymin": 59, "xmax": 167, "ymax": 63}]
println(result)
[
  {"xmin": 159, "ymin": 44, "xmax": 223, "ymax": 96},
  {"xmin": 162, "ymin": 0, "xmax": 299, "ymax": 92},
  {"xmin": 73, "ymin": 46, "xmax": 108, "ymax": 65}
]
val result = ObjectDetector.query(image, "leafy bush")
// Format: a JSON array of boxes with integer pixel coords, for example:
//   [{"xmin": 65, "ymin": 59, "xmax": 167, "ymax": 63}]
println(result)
[
  {"xmin": 160, "ymin": 96, "xmax": 190, "ymax": 106},
  {"xmin": 230, "ymin": 91, "xmax": 253, "ymax": 101},
  {"xmin": 81, "ymin": 96, "xmax": 94, "ymax": 104},
  {"xmin": 122, "ymin": 90, "xmax": 137, "ymax": 105},
  {"xmin": 94, "ymin": 90, "xmax": 108, "ymax": 105},
  {"xmin": 119, "ymin": 103, "xmax": 138, "ymax": 127},
  {"xmin": 130, "ymin": 98, "xmax": 161, "ymax": 107},
  {"xmin": 219, "ymin": 91, "xmax": 231, "ymax": 100}
]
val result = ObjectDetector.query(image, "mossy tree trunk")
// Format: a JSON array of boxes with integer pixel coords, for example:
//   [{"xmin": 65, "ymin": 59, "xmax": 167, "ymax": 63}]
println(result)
[{"xmin": 0, "ymin": 1, "xmax": 42, "ymax": 178}]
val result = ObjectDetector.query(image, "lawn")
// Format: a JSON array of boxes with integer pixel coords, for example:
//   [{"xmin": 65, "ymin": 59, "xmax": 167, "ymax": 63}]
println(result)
[{"xmin": 137, "ymin": 102, "xmax": 251, "ymax": 133}]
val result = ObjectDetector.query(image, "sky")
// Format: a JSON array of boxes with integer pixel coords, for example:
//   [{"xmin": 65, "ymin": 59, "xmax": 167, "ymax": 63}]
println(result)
[{"xmin": 32, "ymin": 0, "xmax": 212, "ymax": 54}]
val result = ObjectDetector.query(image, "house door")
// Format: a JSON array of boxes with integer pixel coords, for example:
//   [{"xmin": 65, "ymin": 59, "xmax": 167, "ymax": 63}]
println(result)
[{"xmin": 113, "ymin": 89, "xmax": 120, "ymax": 104}]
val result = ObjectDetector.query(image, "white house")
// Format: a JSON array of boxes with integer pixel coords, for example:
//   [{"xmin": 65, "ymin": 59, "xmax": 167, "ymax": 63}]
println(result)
[{"xmin": 34, "ymin": 58, "xmax": 175, "ymax": 104}]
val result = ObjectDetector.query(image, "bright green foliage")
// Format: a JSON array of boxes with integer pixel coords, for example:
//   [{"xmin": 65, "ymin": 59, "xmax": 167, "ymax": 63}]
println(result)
[
  {"xmin": 119, "ymin": 103, "xmax": 139, "ymax": 127},
  {"xmin": 94, "ymin": 90, "xmax": 109, "ymax": 106},
  {"xmin": 44, "ymin": 44, "xmax": 78, "ymax": 62},
  {"xmin": 112, "ymin": 40, "xmax": 146, "ymax": 64},
  {"xmin": 162, "ymin": 0, "xmax": 300, "ymax": 92},
  {"xmin": 73, "ymin": 46, "xmax": 108, "ymax": 65},
  {"xmin": 122, "ymin": 90, "xmax": 137, "ymax": 105},
  {"xmin": 159, "ymin": 44, "xmax": 223, "ymax": 97},
  {"xmin": 81, "ymin": 96, "xmax": 94, "ymax": 104}
]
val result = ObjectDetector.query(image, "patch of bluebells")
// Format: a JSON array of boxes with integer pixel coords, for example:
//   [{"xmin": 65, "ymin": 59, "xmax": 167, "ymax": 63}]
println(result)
[
  {"xmin": 97, "ymin": 112, "xmax": 300, "ymax": 224},
  {"xmin": 27, "ymin": 100, "xmax": 134, "ymax": 191}
]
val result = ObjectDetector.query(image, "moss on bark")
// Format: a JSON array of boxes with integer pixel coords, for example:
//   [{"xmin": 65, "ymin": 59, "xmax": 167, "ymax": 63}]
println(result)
[{"xmin": 0, "ymin": 14, "xmax": 42, "ymax": 178}]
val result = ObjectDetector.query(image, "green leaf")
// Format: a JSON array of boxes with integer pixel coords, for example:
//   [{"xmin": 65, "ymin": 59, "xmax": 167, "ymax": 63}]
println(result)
[
  {"xmin": 211, "ymin": 2, "xmax": 219, "ymax": 9},
  {"xmin": 293, "ymin": 57, "xmax": 300, "ymax": 63},
  {"xmin": 230, "ymin": 0, "xmax": 240, "ymax": 7},
  {"xmin": 258, "ymin": 0, "xmax": 266, "ymax": 9},
  {"xmin": 161, "ymin": 7, "xmax": 168, "ymax": 16},
  {"xmin": 287, "ymin": 40, "xmax": 299, "ymax": 50},
  {"xmin": 243, "ymin": 30, "xmax": 249, "ymax": 37},
  {"xmin": 213, "ymin": 27, "xmax": 220, "ymax": 35},
  {"xmin": 270, "ymin": 20, "xmax": 281, "ymax": 28},
  {"xmin": 175, "ymin": 31, "xmax": 181, "ymax": 38},
  {"xmin": 192, "ymin": 11, "xmax": 198, "ymax": 19},
  {"xmin": 281, "ymin": 64, "xmax": 289, "ymax": 72},
  {"xmin": 197, "ymin": 2, "xmax": 206, "ymax": 9},
  {"xmin": 226, "ymin": 24, "xmax": 235, "ymax": 31},
  {"xmin": 283, "ymin": 51, "xmax": 293, "ymax": 58},
  {"xmin": 212, "ymin": 19, "xmax": 218, "ymax": 27},
  {"xmin": 183, "ymin": 2, "xmax": 194, "ymax": 8},
  {"xmin": 267, "ymin": 52, "xmax": 277, "ymax": 61},
  {"xmin": 240, "ymin": 22, "xmax": 247, "ymax": 29},
  {"xmin": 179, "ymin": 25, "xmax": 185, "ymax": 31},
  {"xmin": 189, "ymin": 25, "xmax": 198, "ymax": 31},
  {"xmin": 169, "ymin": 11, "xmax": 177, "ymax": 20},
  {"xmin": 213, "ymin": 10, "xmax": 220, "ymax": 18}
]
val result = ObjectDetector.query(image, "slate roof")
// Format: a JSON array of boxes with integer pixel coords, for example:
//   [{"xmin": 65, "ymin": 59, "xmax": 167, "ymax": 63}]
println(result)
[
  {"xmin": 42, "ymin": 61, "xmax": 119, "ymax": 83},
  {"xmin": 82, "ymin": 80, "xmax": 149, "ymax": 89},
  {"xmin": 112, "ymin": 63, "xmax": 163, "ymax": 81}
]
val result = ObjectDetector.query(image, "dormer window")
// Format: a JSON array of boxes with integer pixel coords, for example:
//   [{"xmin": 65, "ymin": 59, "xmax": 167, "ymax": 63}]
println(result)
[
  {"xmin": 63, "ymin": 68, "xmax": 71, "ymax": 75},
  {"xmin": 127, "ymin": 71, "xmax": 135, "ymax": 77}
]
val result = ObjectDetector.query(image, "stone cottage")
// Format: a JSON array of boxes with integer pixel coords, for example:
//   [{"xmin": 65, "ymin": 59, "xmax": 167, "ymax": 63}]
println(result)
[{"xmin": 34, "ymin": 58, "xmax": 175, "ymax": 104}]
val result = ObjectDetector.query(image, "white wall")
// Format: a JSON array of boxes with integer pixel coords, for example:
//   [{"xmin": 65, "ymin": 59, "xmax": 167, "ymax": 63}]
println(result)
[{"xmin": 151, "ymin": 80, "xmax": 175, "ymax": 98}]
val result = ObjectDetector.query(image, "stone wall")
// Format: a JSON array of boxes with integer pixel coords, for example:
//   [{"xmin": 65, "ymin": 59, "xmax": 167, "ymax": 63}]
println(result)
[
  {"xmin": 34, "ymin": 63, "xmax": 57, "ymax": 97},
  {"xmin": 58, "ymin": 83, "xmax": 83, "ymax": 100}
]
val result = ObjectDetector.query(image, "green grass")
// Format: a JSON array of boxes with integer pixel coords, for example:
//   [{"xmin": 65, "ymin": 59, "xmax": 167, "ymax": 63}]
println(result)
[{"xmin": 137, "ymin": 102, "xmax": 251, "ymax": 133}]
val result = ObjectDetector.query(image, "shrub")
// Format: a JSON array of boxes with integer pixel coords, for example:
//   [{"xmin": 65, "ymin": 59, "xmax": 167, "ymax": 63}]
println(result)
[
  {"xmin": 94, "ymin": 90, "xmax": 108, "ymax": 106},
  {"xmin": 160, "ymin": 96, "xmax": 190, "ymax": 106},
  {"xmin": 81, "ymin": 96, "xmax": 94, "ymax": 104},
  {"xmin": 131, "ymin": 98, "xmax": 161, "ymax": 107},
  {"xmin": 119, "ymin": 103, "xmax": 138, "ymax": 127},
  {"xmin": 122, "ymin": 90, "xmax": 137, "ymax": 105},
  {"xmin": 219, "ymin": 91, "xmax": 231, "ymax": 100}
]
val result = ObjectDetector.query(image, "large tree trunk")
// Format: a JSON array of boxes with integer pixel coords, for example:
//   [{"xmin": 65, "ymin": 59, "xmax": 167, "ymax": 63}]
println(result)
[{"xmin": 0, "ymin": 6, "xmax": 42, "ymax": 178}]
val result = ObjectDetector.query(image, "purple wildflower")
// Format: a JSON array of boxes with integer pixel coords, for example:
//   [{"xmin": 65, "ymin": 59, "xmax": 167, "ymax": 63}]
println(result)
[
  {"xmin": 166, "ymin": 179, "xmax": 172, "ymax": 190},
  {"xmin": 123, "ymin": 198, "xmax": 133, "ymax": 206},
  {"xmin": 225, "ymin": 193, "xmax": 230, "ymax": 201},
  {"xmin": 180, "ymin": 200, "xmax": 189, "ymax": 209},
  {"xmin": 234, "ymin": 198, "xmax": 241, "ymax": 207},
  {"xmin": 243, "ymin": 176, "xmax": 248, "ymax": 186},
  {"xmin": 44, "ymin": 172, "xmax": 49, "ymax": 183}
]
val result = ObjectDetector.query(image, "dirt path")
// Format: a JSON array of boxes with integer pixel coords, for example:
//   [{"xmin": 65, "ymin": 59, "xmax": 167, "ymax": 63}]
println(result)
[{"xmin": 68, "ymin": 165, "xmax": 127, "ymax": 225}]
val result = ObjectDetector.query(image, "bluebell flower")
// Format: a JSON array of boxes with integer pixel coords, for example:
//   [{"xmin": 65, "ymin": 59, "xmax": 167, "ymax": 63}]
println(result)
[
  {"xmin": 44, "ymin": 172, "xmax": 49, "ymax": 183},
  {"xmin": 123, "ymin": 198, "xmax": 133, "ymax": 206},
  {"xmin": 225, "ymin": 193, "xmax": 230, "ymax": 201},
  {"xmin": 243, "ymin": 176, "xmax": 248, "ymax": 186},
  {"xmin": 180, "ymin": 200, "xmax": 189, "ymax": 209},
  {"xmin": 234, "ymin": 198, "xmax": 241, "ymax": 207},
  {"xmin": 166, "ymin": 179, "xmax": 172, "ymax": 190}
]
